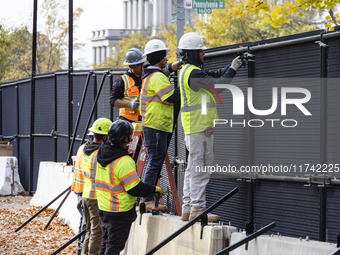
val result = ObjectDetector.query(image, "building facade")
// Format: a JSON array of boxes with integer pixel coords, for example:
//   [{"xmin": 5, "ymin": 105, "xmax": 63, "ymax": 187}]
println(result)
[{"xmin": 91, "ymin": 0, "xmax": 195, "ymax": 65}]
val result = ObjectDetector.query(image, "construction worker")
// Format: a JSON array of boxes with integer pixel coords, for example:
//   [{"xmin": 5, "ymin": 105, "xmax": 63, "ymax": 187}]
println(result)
[
  {"xmin": 81, "ymin": 118, "xmax": 112, "ymax": 255},
  {"xmin": 94, "ymin": 120, "xmax": 163, "ymax": 255},
  {"xmin": 109, "ymin": 48, "xmax": 146, "ymax": 123},
  {"xmin": 139, "ymin": 39, "xmax": 181, "ymax": 212},
  {"xmin": 71, "ymin": 142, "xmax": 86, "ymax": 255},
  {"xmin": 177, "ymin": 32, "xmax": 243, "ymax": 222}
]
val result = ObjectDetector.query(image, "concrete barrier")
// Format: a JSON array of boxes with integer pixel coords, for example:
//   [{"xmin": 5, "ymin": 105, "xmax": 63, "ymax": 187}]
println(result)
[
  {"xmin": 0, "ymin": 157, "xmax": 25, "ymax": 195},
  {"xmin": 30, "ymin": 161, "xmax": 80, "ymax": 232},
  {"xmin": 229, "ymin": 232, "xmax": 337, "ymax": 255},
  {"xmin": 123, "ymin": 213, "xmax": 237, "ymax": 255},
  {"xmin": 30, "ymin": 162, "xmax": 339, "ymax": 255}
]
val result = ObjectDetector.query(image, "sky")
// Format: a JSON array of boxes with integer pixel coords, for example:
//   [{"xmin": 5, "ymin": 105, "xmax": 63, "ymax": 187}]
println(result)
[{"xmin": 0, "ymin": 0, "xmax": 124, "ymax": 69}]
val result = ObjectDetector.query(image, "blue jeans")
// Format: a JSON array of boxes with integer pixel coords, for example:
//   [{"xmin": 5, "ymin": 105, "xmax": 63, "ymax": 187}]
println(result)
[{"xmin": 141, "ymin": 126, "xmax": 169, "ymax": 202}]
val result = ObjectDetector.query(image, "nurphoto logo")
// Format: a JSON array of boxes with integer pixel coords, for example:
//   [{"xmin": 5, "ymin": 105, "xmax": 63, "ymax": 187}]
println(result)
[{"xmin": 200, "ymin": 83, "xmax": 312, "ymax": 128}]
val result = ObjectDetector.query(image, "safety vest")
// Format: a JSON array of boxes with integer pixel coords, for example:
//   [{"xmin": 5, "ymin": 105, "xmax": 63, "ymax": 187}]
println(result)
[
  {"xmin": 120, "ymin": 74, "xmax": 140, "ymax": 121},
  {"xmin": 82, "ymin": 150, "xmax": 99, "ymax": 199},
  {"xmin": 179, "ymin": 64, "xmax": 218, "ymax": 134},
  {"xmin": 94, "ymin": 155, "xmax": 140, "ymax": 212},
  {"xmin": 71, "ymin": 144, "xmax": 85, "ymax": 194},
  {"xmin": 140, "ymin": 71, "xmax": 174, "ymax": 133}
]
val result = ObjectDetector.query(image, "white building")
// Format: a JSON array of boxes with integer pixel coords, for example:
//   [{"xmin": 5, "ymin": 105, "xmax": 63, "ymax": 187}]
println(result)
[{"xmin": 91, "ymin": 0, "xmax": 195, "ymax": 65}]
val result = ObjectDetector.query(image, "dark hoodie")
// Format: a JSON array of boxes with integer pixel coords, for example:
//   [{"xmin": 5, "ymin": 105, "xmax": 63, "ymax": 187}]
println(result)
[
  {"xmin": 83, "ymin": 141, "xmax": 101, "ymax": 156},
  {"xmin": 141, "ymin": 65, "xmax": 180, "ymax": 103},
  {"xmin": 181, "ymin": 50, "xmax": 236, "ymax": 93},
  {"xmin": 96, "ymin": 142, "xmax": 155, "ymax": 222}
]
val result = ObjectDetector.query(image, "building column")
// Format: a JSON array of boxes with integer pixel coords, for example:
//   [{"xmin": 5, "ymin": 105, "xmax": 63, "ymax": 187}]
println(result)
[
  {"xmin": 132, "ymin": 0, "xmax": 138, "ymax": 30},
  {"xmin": 123, "ymin": 0, "xmax": 128, "ymax": 29},
  {"xmin": 102, "ymin": 46, "xmax": 107, "ymax": 63},
  {"xmin": 144, "ymin": 0, "xmax": 149, "ymax": 29},
  {"xmin": 127, "ymin": 0, "xmax": 132, "ymax": 29},
  {"xmin": 152, "ymin": 0, "xmax": 159, "ymax": 36},
  {"xmin": 159, "ymin": 0, "xmax": 165, "ymax": 26},
  {"xmin": 97, "ymin": 47, "xmax": 102, "ymax": 64},
  {"xmin": 138, "ymin": 0, "xmax": 144, "ymax": 29},
  {"xmin": 93, "ymin": 47, "xmax": 96, "ymax": 65}
]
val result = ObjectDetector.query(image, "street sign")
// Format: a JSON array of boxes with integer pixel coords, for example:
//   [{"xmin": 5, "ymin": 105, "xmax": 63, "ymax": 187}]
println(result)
[
  {"xmin": 192, "ymin": 0, "xmax": 224, "ymax": 9},
  {"xmin": 196, "ymin": 8, "xmax": 212, "ymax": 14}
]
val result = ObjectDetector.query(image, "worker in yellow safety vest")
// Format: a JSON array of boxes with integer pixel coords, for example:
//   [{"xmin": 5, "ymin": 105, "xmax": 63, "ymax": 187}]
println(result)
[
  {"xmin": 139, "ymin": 39, "xmax": 181, "ymax": 212},
  {"xmin": 71, "ymin": 142, "xmax": 87, "ymax": 255},
  {"xmin": 94, "ymin": 120, "xmax": 163, "ymax": 255},
  {"xmin": 81, "ymin": 118, "xmax": 112, "ymax": 255},
  {"xmin": 177, "ymin": 32, "xmax": 243, "ymax": 222},
  {"xmin": 110, "ymin": 48, "xmax": 146, "ymax": 123}
]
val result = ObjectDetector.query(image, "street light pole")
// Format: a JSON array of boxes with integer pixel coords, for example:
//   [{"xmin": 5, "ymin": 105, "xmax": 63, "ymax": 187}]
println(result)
[{"xmin": 29, "ymin": 0, "xmax": 38, "ymax": 194}]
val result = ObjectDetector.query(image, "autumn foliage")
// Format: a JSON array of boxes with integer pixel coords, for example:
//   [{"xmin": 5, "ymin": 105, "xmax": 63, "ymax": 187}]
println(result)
[{"xmin": 0, "ymin": 196, "xmax": 76, "ymax": 255}]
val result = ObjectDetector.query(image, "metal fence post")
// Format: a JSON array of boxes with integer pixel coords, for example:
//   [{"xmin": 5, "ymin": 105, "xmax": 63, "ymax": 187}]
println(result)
[{"xmin": 29, "ymin": 0, "xmax": 38, "ymax": 195}]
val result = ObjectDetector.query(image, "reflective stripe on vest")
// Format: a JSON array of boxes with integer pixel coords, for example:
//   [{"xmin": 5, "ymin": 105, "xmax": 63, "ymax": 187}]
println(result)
[
  {"xmin": 140, "ymin": 72, "xmax": 174, "ymax": 132},
  {"xmin": 179, "ymin": 64, "xmax": 218, "ymax": 134},
  {"xmin": 95, "ymin": 155, "xmax": 140, "ymax": 212},
  {"xmin": 71, "ymin": 144, "xmax": 85, "ymax": 193},
  {"xmin": 119, "ymin": 74, "xmax": 140, "ymax": 121},
  {"xmin": 82, "ymin": 150, "xmax": 98, "ymax": 199}
]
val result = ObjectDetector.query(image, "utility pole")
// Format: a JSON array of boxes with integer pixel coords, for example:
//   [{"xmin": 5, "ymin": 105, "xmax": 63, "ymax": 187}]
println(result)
[
  {"xmin": 68, "ymin": 0, "xmax": 74, "ymax": 157},
  {"xmin": 176, "ymin": 0, "xmax": 185, "ymax": 57},
  {"xmin": 29, "ymin": 0, "xmax": 38, "ymax": 195}
]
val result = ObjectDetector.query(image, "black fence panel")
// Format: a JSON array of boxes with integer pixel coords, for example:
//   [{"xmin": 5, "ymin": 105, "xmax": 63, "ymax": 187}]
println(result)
[
  {"xmin": 326, "ymin": 186, "xmax": 340, "ymax": 243},
  {"xmin": 96, "ymin": 74, "xmax": 112, "ymax": 120},
  {"xmin": 2, "ymin": 85, "xmax": 17, "ymax": 137},
  {"xmin": 72, "ymin": 73, "xmax": 96, "ymax": 140},
  {"xmin": 34, "ymin": 77, "xmax": 55, "ymax": 134},
  {"xmin": 18, "ymin": 82, "xmax": 31, "ymax": 135},
  {"xmin": 206, "ymin": 178, "xmax": 249, "ymax": 229},
  {"xmin": 17, "ymin": 138, "xmax": 30, "ymax": 191},
  {"xmin": 253, "ymin": 181, "xmax": 320, "ymax": 239},
  {"xmin": 1, "ymin": 28, "xmax": 340, "ymax": 244}
]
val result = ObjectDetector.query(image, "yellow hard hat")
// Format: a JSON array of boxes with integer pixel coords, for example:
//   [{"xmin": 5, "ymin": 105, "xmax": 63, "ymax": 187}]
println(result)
[{"xmin": 88, "ymin": 118, "xmax": 112, "ymax": 135}]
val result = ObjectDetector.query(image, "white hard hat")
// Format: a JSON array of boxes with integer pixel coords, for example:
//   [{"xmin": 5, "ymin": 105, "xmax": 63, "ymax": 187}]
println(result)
[
  {"xmin": 143, "ymin": 39, "xmax": 169, "ymax": 57},
  {"xmin": 178, "ymin": 32, "xmax": 207, "ymax": 50}
]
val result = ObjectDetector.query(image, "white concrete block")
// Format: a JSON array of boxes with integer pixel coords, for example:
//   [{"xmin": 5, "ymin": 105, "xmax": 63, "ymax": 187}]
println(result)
[
  {"xmin": 0, "ymin": 157, "xmax": 25, "ymax": 195},
  {"xmin": 30, "ymin": 161, "xmax": 80, "ymax": 233},
  {"xmin": 123, "ymin": 213, "xmax": 238, "ymax": 255},
  {"xmin": 229, "ymin": 232, "xmax": 337, "ymax": 255}
]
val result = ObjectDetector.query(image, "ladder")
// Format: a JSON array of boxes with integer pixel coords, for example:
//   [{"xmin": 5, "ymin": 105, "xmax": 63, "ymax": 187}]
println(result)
[{"xmin": 128, "ymin": 122, "xmax": 182, "ymax": 216}]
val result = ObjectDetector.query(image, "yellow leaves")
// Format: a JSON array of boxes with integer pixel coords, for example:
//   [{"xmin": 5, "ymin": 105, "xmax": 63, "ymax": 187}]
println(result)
[
  {"xmin": 0, "ymin": 196, "xmax": 77, "ymax": 254},
  {"xmin": 258, "ymin": 3, "xmax": 270, "ymax": 12}
]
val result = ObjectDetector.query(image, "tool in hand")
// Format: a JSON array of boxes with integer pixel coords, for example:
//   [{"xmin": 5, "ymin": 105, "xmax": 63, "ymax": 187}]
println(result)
[
  {"xmin": 152, "ymin": 192, "xmax": 162, "ymax": 215},
  {"xmin": 152, "ymin": 192, "xmax": 172, "ymax": 215},
  {"xmin": 139, "ymin": 202, "xmax": 146, "ymax": 225},
  {"xmin": 237, "ymin": 52, "xmax": 255, "ymax": 67}
]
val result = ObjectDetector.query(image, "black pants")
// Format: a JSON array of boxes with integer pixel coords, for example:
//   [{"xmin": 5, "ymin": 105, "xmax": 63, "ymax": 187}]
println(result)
[{"xmin": 99, "ymin": 216, "xmax": 132, "ymax": 255}]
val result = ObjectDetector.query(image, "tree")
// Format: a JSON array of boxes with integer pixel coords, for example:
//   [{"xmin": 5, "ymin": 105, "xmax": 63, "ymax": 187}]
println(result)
[
  {"xmin": 193, "ymin": 0, "xmax": 317, "ymax": 48},
  {"xmin": 96, "ymin": 32, "xmax": 150, "ymax": 69},
  {"xmin": 243, "ymin": 0, "xmax": 339, "ymax": 31},
  {"xmin": 40, "ymin": 0, "xmax": 83, "ymax": 72},
  {"xmin": 0, "ymin": 25, "xmax": 11, "ymax": 82},
  {"xmin": 158, "ymin": 25, "xmax": 194, "ymax": 63},
  {"xmin": 0, "ymin": 0, "xmax": 83, "ymax": 83}
]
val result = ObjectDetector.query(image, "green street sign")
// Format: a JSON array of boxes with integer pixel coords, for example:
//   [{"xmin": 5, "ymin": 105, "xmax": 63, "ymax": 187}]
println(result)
[
  {"xmin": 192, "ymin": 0, "xmax": 224, "ymax": 9},
  {"xmin": 196, "ymin": 8, "xmax": 212, "ymax": 14}
]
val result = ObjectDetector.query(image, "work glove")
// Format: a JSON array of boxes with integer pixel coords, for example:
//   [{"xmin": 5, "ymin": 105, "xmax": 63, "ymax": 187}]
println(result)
[
  {"xmin": 231, "ymin": 56, "xmax": 243, "ymax": 71},
  {"xmin": 154, "ymin": 186, "xmax": 163, "ymax": 198},
  {"xmin": 128, "ymin": 100, "xmax": 139, "ymax": 110}
]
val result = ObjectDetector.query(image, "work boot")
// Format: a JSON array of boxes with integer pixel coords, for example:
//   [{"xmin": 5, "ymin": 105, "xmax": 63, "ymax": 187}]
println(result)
[
  {"xmin": 144, "ymin": 200, "xmax": 168, "ymax": 213},
  {"xmin": 180, "ymin": 212, "xmax": 190, "ymax": 221},
  {"xmin": 189, "ymin": 210, "xmax": 220, "ymax": 222}
]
